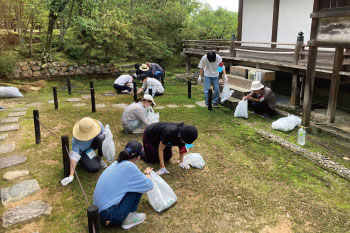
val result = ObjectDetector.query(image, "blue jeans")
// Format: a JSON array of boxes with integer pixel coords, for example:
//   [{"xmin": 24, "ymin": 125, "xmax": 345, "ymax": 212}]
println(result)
[
  {"xmin": 204, "ymin": 76, "xmax": 219, "ymax": 105},
  {"xmin": 153, "ymin": 71, "xmax": 163, "ymax": 80},
  {"xmin": 100, "ymin": 192, "xmax": 142, "ymax": 226}
]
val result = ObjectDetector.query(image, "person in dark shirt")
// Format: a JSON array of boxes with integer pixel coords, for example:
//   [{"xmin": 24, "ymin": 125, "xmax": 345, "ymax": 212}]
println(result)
[
  {"xmin": 135, "ymin": 64, "xmax": 153, "ymax": 80},
  {"xmin": 141, "ymin": 122, "xmax": 198, "ymax": 175}
]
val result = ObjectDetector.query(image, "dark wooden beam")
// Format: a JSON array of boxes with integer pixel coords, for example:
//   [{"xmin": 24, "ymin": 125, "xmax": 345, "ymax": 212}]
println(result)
[
  {"xmin": 311, "ymin": 9, "xmax": 350, "ymax": 18},
  {"xmin": 271, "ymin": 0, "xmax": 280, "ymax": 49},
  {"xmin": 237, "ymin": 0, "xmax": 243, "ymax": 42}
]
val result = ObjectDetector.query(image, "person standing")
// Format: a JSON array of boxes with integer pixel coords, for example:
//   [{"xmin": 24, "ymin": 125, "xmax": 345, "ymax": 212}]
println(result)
[
  {"xmin": 141, "ymin": 122, "xmax": 198, "ymax": 175},
  {"xmin": 198, "ymin": 51, "xmax": 228, "ymax": 108},
  {"xmin": 93, "ymin": 140, "xmax": 153, "ymax": 229}
]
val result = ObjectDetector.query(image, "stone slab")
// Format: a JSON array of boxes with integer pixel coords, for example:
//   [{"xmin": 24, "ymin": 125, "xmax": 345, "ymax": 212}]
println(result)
[
  {"xmin": 1, "ymin": 117, "xmax": 19, "ymax": 124},
  {"xmin": 0, "ymin": 143, "xmax": 15, "ymax": 155},
  {"xmin": 0, "ymin": 124, "xmax": 20, "ymax": 132},
  {"xmin": 1, "ymin": 179, "xmax": 41, "ymax": 205},
  {"xmin": 96, "ymin": 104, "xmax": 106, "ymax": 108},
  {"xmin": 2, "ymin": 200, "xmax": 51, "ymax": 227},
  {"xmin": 196, "ymin": 101, "xmax": 206, "ymax": 107},
  {"xmin": 3, "ymin": 170, "xmax": 29, "ymax": 181},
  {"xmin": 167, "ymin": 104, "xmax": 179, "ymax": 108},
  {"xmin": 11, "ymin": 108, "xmax": 28, "ymax": 112},
  {"xmin": 0, "ymin": 155, "xmax": 27, "ymax": 170},
  {"xmin": 8, "ymin": 111, "xmax": 26, "ymax": 117},
  {"xmin": 48, "ymin": 100, "xmax": 59, "ymax": 104},
  {"xmin": 66, "ymin": 98, "xmax": 81, "ymax": 102},
  {"xmin": 73, "ymin": 103, "xmax": 86, "ymax": 107},
  {"xmin": 154, "ymin": 106, "xmax": 165, "ymax": 110},
  {"xmin": 112, "ymin": 103, "xmax": 128, "ymax": 109},
  {"xmin": 0, "ymin": 133, "xmax": 8, "ymax": 140},
  {"xmin": 81, "ymin": 94, "xmax": 91, "ymax": 99},
  {"xmin": 184, "ymin": 105, "xmax": 196, "ymax": 108},
  {"xmin": 102, "ymin": 92, "xmax": 117, "ymax": 96},
  {"xmin": 25, "ymin": 102, "xmax": 42, "ymax": 107}
]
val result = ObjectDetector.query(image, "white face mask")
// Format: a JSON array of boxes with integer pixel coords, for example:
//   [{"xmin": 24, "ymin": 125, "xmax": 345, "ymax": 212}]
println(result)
[{"xmin": 145, "ymin": 106, "xmax": 151, "ymax": 111}]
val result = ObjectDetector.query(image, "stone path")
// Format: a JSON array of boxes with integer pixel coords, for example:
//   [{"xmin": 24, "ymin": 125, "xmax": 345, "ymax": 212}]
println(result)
[
  {"xmin": 154, "ymin": 106, "xmax": 165, "ymax": 110},
  {"xmin": 66, "ymin": 98, "xmax": 81, "ymax": 102},
  {"xmin": 0, "ymin": 133, "xmax": 8, "ymax": 140},
  {"xmin": 2, "ymin": 200, "xmax": 51, "ymax": 227},
  {"xmin": 81, "ymin": 94, "xmax": 91, "ymax": 99},
  {"xmin": 8, "ymin": 111, "xmax": 26, "ymax": 117},
  {"xmin": 25, "ymin": 102, "xmax": 42, "ymax": 107},
  {"xmin": 0, "ymin": 124, "xmax": 20, "ymax": 132},
  {"xmin": 102, "ymin": 92, "xmax": 116, "ymax": 96},
  {"xmin": 96, "ymin": 103, "xmax": 106, "ymax": 108},
  {"xmin": 167, "ymin": 104, "xmax": 179, "ymax": 108},
  {"xmin": 12, "ymin": 108, "xmax": 28, "ymax": 112},
  {"xmin": 1, "ymin": 179, "xmax": 41, "ymax": 205},
  {"xmin": 0, "ymin": 155, "xmax": 27, "ymax": 169},
  {"xmin": 1, "ymin": 117, "xmax": 19, "ymax": 124},
  {"xmin": 73, "ymin": 103, "xmax": 86, "ymax": 107},
  {"xmin": 184, "ymin": 105, "xmax": 196, "ymax": 108},
  {"xmin": 112, "ymin": 103, "xmax": 128, "ymax": 109},
  {"xmin": 3, "ymin": 170, "xmax": 29, "ymax": 181},
  {"xmin": 196, "ymin": 101, "xmax": 206, "ymax": 107},
  {"xmin": 0, "ymin": 143, "xmax": 16, "ymax": 155}
]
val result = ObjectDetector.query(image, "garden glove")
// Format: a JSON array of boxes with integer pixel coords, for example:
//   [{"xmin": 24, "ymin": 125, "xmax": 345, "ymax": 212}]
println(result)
[
  {"xmin": 224, "ymin": 75, "xmax": 228, "ymax": 83},
  {"xmin": 156, "ymin": 167, "xmax": 169, "ymax": 176},
  {"xmin": 61, "ymin": 175, "xmax": 74, "ymax": 186},
  {"xmin": 198, "ymin": 76, "xmax": 202, "ymax": 84},
  {"xmin": 179, "ymin": 162, "xmax": 190, "ymax": 169}
]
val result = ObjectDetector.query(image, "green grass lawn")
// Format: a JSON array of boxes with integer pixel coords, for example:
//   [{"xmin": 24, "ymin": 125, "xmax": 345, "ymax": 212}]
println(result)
[{"xmin": 0, "ymin": 72, "xmax": 350, "ymax": 233}]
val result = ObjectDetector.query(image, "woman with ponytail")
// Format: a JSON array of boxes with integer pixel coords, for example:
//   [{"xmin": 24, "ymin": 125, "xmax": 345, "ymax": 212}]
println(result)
[{"xmin": 93, "ymin": 140, "xmax": 153, "ymax": 230}]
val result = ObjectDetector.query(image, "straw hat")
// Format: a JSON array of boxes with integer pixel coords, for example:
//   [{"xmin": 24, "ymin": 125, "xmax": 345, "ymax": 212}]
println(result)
[
  {"xmin": 139, "ymin": 64, "xmax": 149, "ymax": 72},
  {"xmin": 73, "ymin": 117, "xmax": 101, "ymax": 141},
  {"xmin": 250, "ymin": 81, "xmax": 265, "ymax": 91},
  {"xmin": 143, "ymin": 94, "xmax": 156, "ymax": 105}
]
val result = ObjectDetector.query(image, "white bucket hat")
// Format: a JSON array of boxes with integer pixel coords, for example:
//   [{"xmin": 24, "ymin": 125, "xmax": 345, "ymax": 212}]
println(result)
[
  {"xmin": 139, "ymin": 64, "xmax": 149, "ymax": 72},
  {"xmin": 73, "ymin": 117, "xmax": 101, "ymax": 141},
  {"xmin": 142, "ymin": 94, "xmax": 156, "ymax": 105},
  {"xmin": 250, "ymin": 81, "xmax": 265, "ymax": 91}
]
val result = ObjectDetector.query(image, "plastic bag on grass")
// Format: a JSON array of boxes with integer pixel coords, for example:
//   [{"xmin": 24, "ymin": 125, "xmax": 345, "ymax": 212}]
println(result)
[
  {"xmin": 0, "ymin": 87, "xmax": 23, "ymax": 98},
  {"xmin": 271, "ymin": 115, "xmax": 301, "ymax": 132},
  {"xmin": 220, "ymin": 84, "xmax": 234, "ymax": 104},
  {"xmin": 147, "ymin": 171, "xmax": 177, "ymax": 212},
  {"xmin": 234, "ymin": 100, "xmax": 248, "ymax": 119},
  {"xmin": 184, "ymin": 153, "xmax": 205, "ymax": 169},
  {"xmin": 102, "ymin": 124, "xmax": 115, "ymax": 162},
  {"xmin": 146, "ymin": 107, "xmax": 159, "ymax": 124}
]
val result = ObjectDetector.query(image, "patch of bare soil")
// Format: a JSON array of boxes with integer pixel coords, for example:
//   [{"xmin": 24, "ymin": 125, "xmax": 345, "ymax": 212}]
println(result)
[{"xmin": 260, "ymin": 219, "xmax": 293, "ymax": 233}]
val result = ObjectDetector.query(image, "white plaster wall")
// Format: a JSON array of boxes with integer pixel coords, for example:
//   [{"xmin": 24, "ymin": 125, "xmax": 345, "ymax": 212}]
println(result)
[
  {"xmin": 241, "ymin": 0, "xmax": 274, "ymax": 47},
  {"xmin": 277, "ymin": 0, "xmax": 314, "ymax": 48}
]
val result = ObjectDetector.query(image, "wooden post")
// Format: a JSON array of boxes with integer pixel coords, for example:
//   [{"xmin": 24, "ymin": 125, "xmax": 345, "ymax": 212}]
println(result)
[
  {"xmin": 327, "ymin": 47, "xmax": 344, "ymax": 123},
  {"xmin": 208, "ymin": 89, "xmax": 213, "ymax": 111},
  {"xmin": 188, "ymin": 81, "xmax": 191, "ymax": 99},
  {"xmin": 33, "ymin": 110, "xmax": 41, "ymax": 144},
  {"xmin": 230, "ymin": 33, "xmax": 236, "ymax": 57},
  {"xmin": 61, "ymin": 135, "xmax": 70, "ymax": 178},
  {"xmin": 186, "ymin": 54, "xmax": 191, "ymax": 74},
  {"xmin": 53, "ymin": 87, "xmax": 58, "ymax": 110},
  {"xmin": 87, "ymin": 205, "xmax": 100, "ymax": 233},
  {"xmin": 237, "ymin": 0, "xmax": 243, "ymax": 42},
  {"xmin": 90, "ymin": 80, "xmax": 94, "ymax": 89},
  {"xmin": 271, "ymin": 0, "xmax": 280, "ymax": 49},
  {"xmin": 133, "ymin": 82, "xmax": 137, "ymax": 102},
  {"xmin": 67, "ymin": 77, "xmax": 71, "ymax": 95},
  {"xmin": 149, "ymin": 88, "xmax": 153, "ymax": 96},
  {"xmin": 290, "ymin": 32, "xmax": 304, "ymax": 107},
  {"xmin": 90, "ymin": 88, "xmax": 96, "ymax": 113}
]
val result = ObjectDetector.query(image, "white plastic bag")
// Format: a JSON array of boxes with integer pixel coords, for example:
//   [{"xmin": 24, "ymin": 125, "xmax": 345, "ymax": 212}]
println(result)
[
  {"xmin": 220, "ymin": 84, "xmax": 234, "ymax": 104},
  {"xmin": 271, "ymin": 115, "xmax": 301, "ymax": 132},
  {"xmin": 146, "ymin": 107, "xmax": 159, "ymax": 124},
  {"xmin": 0, "ymin": 87, "xmax": 23, "ymax": 98},
  {"xmin": 147, "ymin": 171, "xmax": 177, "ymax": 212},
  {"xmin": 102, "ymin": 124, "xmax": 115, "ymax": 162},
  {"xmin": 234, "ymin": 100, "xmax": 248, "ymax": 119},
  {"xmin": 184, "ymin": 153, "xmax": 205, "ymax": 169}
]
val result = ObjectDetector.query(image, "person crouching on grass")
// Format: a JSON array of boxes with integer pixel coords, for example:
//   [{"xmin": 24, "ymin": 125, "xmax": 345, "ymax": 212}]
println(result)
[{"xmin": 93, "ymin": 140, "xmax": 153, "ymax": 230}]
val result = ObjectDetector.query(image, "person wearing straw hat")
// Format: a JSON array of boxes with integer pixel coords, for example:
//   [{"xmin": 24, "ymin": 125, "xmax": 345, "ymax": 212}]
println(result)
[
  {"xmin": 93, "ymin": 140, "xmax": 153, "ymax": 229},
  {"xmin": 137, "ymin": 76, "xmax": 164, "ymax": 97},
  {"xmin": 121, "ymin": 94, "xmax": 156, "ymax": 134},
  {"xmin": 243, "ymin": 81, "xmax": 277, "ymax": 117},
  {"xmin": 61, "ymin": 117, "xmax": 108, "ymax": 186},
  {"xmin": 136, "ymin": 63, "xmax": 153, "ymax": 79},
  {"xmin": 146, "ymin": 62, "xmax": 164, "ymax": 80},
  {"xmin": 141, "ymin": 122, "xmax": 198, "ymax": 175}
]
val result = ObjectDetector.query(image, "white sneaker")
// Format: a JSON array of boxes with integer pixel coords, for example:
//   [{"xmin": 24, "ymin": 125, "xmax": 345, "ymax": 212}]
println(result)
[
  {"xmin": 121, "ymin": 212, "xmax": 146, "ymax": 230},
  {"xmin": 132, "ymin": 128, "xmax": 144, "ymax": 134},
  {"xmin": 99, "ymin": 159, "xmax": 107, "ymax": 168},
  {"xmin": 156, "ymin": 167, "xmax": 169, "ymax": 176}
]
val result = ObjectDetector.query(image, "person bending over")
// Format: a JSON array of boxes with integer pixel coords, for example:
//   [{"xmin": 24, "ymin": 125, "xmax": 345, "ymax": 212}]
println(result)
[
  {"xmin": 146, "ymin": 62, "xmax": 164, "ymax": 80},
  {"xmin": 137, "ymin": 76, "xmax": 164, "ymax": 96},
  {"xmin": 113, "ymin": 74, "xmax": 135, "ymax": 94}
]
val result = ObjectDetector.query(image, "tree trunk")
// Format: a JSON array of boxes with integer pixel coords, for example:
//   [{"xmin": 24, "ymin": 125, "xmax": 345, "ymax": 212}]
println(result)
[
  {"xmin": 58, "ymin": 0, "xmax": 75, "ymax": 51},
  {"xmin": 13, "ymin": 1, "xmax": 25, "ymax": 50},
  {"xmin": 29, "ymin": 12, "xmax": 34, "ymax": 57},
  {"xmin": 0, "ymin": 0, "xmax": 10, "ymax": 35},
  {"xmin": 130, "ymin": 0, "xmax": 135, "ymax": 10},
  {"xmin": 43, "ymin": 10, "xmax": 57, "ymax": 62}
]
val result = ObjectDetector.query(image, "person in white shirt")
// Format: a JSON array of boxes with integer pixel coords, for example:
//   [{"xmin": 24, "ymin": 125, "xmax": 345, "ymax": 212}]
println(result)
[
  {"xmin": 113, "ymin": 74, "xmax": 134, "ymax": 93},
  {"xmin": 198, "ymin": 51, "xmax": 228, "ymax": 108},
  {"xmin": 137, "ymin": 76, "xmax": 164, "ymax": 96}
]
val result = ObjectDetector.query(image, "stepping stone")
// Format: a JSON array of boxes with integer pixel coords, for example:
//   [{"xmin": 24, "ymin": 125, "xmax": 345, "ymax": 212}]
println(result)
[
  {"xmin": 0, "ymin": 143, "xmax": 15, "ymax": 155},
  {"xmin": 184, "ymin": 105, "xmax": 195, "ymax": 108},
  {"xmin": 196, "ymin": 101, "xmax": 206, "ymax": 107},
  {"xmin": 8, "ymin": 111, "xmax": 26, "ymax": 117},
  {"xmin": 0, "ymin": 124, "xmax": 19, "ymax": 132},
  {"xmin": 167, "ymin": 104, "xmax": 179, "ymax": 108},
  {"xmin": 73, "ymin": 103, "xmax": 86, "ymax": 107},
  {"xmin": 96, "ymin": 104, "xmax": 106, "ymax": 108},
  {"xmin": 12, "ymin": 108, "xmax": 28, "ymax": 112},
  {"xmin": 2, "ymin": 200, "xmax": 51, "ymax": 227},
  {"xmin": 0, "ymin": 133, "xmax": 8, "ymax": 140},
  {"xmin": 25, "ymin": 102, "xmax": 42, "ymax": 107},
  {"xmin": 47, "ymin": 100, "xmax": 59, "ymax": 104},
  {"xmin": 81, "ymin": 94, "xmax": 91, "ymax": 99},
  {"xmin": 1, "ymin": 179, "xmax": 41, "ymax": 205},
  {"xmin": 112, "ymin": 103, "xmax": 128, "ymax": 109},
  {"xmin": 103, "ymin": 92, "xmax": 116, "ymax": 96},
  {"xmin": 0, "ymin": 155, "xmax": 27, "ymax": 169},
  {"xmin": 154, "ymin": 106, "xmax": 165, "ymax": 110},
  {"xmin": 1, "ymin": 117, "xmax": 19, "ymax": 124},
  {"xmin": 66, "ymin": 98, "xmax": 81, "ymax": 102},
  {"xmin": 3, "ymin": 170, "xmax": 29, "ymax": 181}
]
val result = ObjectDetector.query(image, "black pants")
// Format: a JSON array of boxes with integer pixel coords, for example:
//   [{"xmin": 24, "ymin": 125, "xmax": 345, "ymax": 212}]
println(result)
[
  {"xmin": 250, "ymin": 101, "xmax": 276, "ymax": 116},
  {"xmin": 79, "ymin": 133, "xmax": 105, "ymax": 173},
  {"xmin": 113, "ymin": 84, "xmax": 131, "ymax": 93}
]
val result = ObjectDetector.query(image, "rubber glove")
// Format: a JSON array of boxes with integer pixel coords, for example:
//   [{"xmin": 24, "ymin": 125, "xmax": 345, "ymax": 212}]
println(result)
[
  {"xmin": 179, "ymin": 162, "xmax": 190, "ymax": 169},
  {"xmin": 61, "ymin": 175, "xmax": 74, "ymax": 186},
  {"xmin": 156, "ymin": 167, "xmax": 169, "ymax": 175},
  {"xmin": 198, "ymin": 76, "xmax": 202, "ymax": 84},
  {"xmin": 224, "ymin": 75, "xmax": 228, "ymax": 83}
]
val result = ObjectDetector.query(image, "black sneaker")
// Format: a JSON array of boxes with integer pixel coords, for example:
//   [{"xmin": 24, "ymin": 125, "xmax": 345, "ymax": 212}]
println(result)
[{"xmin": 213, "ymin": 103, "xmax": 219, "ymax": 108}]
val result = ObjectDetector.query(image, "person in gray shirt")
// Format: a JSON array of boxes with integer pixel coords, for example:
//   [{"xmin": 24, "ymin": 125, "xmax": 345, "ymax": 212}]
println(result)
[{"xmin": 146, "ymin": 62, "xmax": 164, "ymax": 80}]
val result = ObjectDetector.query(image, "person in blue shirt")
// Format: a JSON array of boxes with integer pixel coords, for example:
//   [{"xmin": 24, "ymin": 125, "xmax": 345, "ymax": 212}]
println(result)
[
  {"xmin": 93, "ymin": 140, "xmax": 153, "ymax": 230},
  {"xmin": 61, "ymin": 117, "xmax": 107, "ymax": 186}
]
